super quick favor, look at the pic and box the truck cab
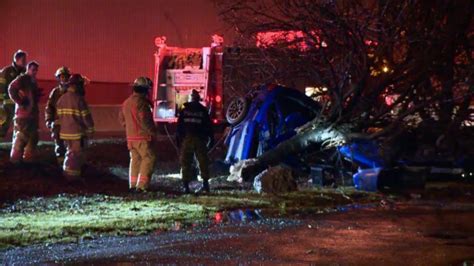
[152,35,224,124]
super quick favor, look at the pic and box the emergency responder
[119,77,156,191]
[56,74,94,181]
[45,67,71,165]
[0,50,27,138]
[8,61,41,163]
[176,89,214,194]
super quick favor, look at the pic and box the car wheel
[226,96,249,125]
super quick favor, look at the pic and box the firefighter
[176,89,214,194]
[0,50,27,138]
[119,77,156,191]
[45,66,71,165]
[56,74,94,180]
[8,61,41,163]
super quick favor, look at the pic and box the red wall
[37,80,130,105]
[0,0,231,85]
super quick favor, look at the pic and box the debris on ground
[253,165,297,194]
[228,159,258,183]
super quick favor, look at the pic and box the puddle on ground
[162,209,265,233]
[335,203,380,213]
[209,203,381,225]
[214,209,264,224]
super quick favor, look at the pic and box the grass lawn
[0,188,379,249]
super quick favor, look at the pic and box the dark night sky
[0,0,231,83]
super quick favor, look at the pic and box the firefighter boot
[195,179,210,195]
[182,180,191,194]
[136,175,150,192]
[203,179,210,192]
[129,176,138,191]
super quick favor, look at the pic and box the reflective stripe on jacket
[56,88,94,140]
[119,93,156,142]
[45,85,67,125]
[176,101,213,141]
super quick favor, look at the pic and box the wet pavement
[1,217,301,265]
[2,200,474,265]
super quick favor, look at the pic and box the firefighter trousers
[0,104,15,138]
[180,135,210,183]
[128,140,156,190]
[63,139,86,181]
[51,126,66,164]
[10,118,39,163]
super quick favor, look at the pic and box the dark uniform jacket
[119,93,156,142]
[56,88,95,140]
[176,102,213,142]
[45,85,68,127]
[0,63,24,104]
[8,74,40,120]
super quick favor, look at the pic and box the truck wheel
[226,97,249,125]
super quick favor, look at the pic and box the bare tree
[216,0,473,171]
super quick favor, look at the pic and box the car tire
[226,96,249,125]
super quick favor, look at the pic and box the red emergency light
[256,30,323,51]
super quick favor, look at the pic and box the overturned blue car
[225,85,321,163]
[223,85,380,177]
[223,85,467,191]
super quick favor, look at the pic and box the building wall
[0,0,230,83]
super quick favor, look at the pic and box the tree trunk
[236,120,351,181]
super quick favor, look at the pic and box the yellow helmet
[133,77,152,89]
[55,66,71,78]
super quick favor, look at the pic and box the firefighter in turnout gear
[8,61,41,163]
[45,66,71,165]
[177,89,214,194]
[0,50,27,138]
[119,77,156,191]
[56,74,94,180]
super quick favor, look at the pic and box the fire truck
[152,35,224,124]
